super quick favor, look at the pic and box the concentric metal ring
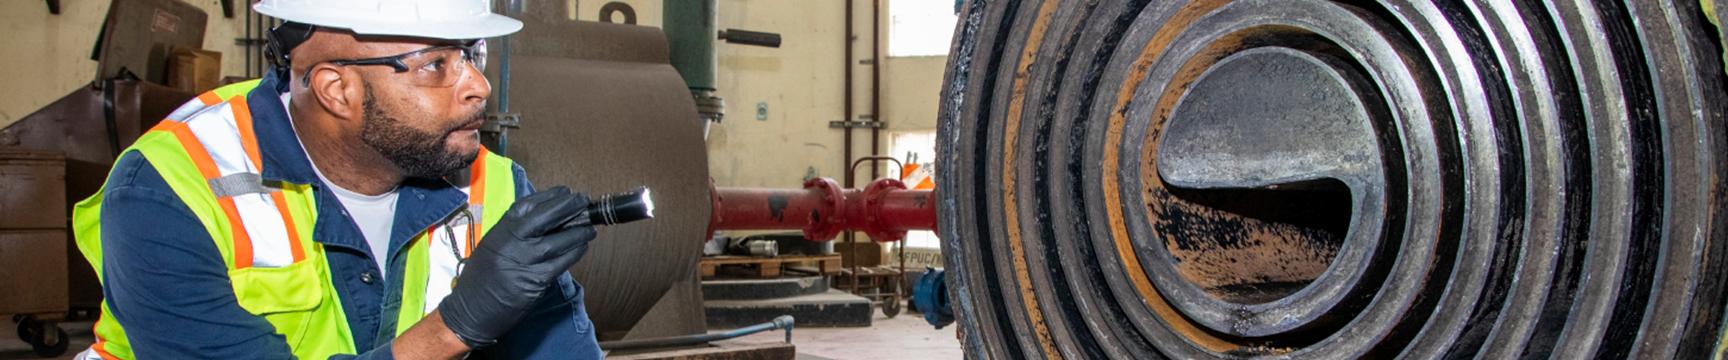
[936,0,1728,358]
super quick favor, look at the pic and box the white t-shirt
[315,168,400,278]
[284,94,400,278]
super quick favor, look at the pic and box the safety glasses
[302,41,486,88]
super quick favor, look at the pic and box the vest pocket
[230,259,327,350]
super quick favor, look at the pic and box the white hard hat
[254,0,522,40]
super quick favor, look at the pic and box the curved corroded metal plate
[937,0,1728,359]
[507,51,710,339]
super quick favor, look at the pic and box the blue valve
[913,267,954,329]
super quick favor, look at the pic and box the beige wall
[883,55,946,131]
[706,0,946,188]
[1,0,265,126]
[1,0,948,189]
[705,0,848,188]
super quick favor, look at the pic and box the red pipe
[709,177,935,242]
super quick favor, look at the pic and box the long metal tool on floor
[599,315,795,352]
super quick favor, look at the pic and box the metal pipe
[848,156,903,185]
[869,0,883,180]
[708,176,935,243]
[494,0,522,154]
[665,0,718,91]
[842,0,856,190]
[666,0,725,135]
[709,178,847,241]
[599,315,794,351]
[498,0,518,114]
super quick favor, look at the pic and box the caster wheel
[16,317,38,343]
[29,326,69,358]
[882,298,902,318]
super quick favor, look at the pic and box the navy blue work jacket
[94,71,603,359]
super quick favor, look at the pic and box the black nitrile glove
[439,186,597,349]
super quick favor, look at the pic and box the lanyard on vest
[435,146,494,289]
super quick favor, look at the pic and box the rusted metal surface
[0,148,68,317]
[1,80,195,310]
[937,0,1728,358]
[503,16,710,340]
[1152,48,1377,301]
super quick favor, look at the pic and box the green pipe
[664,0,717,91]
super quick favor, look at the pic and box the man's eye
[420,59,446,72]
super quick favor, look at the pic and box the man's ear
[309,65,365,122]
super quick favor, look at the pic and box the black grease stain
[767,194,790,222]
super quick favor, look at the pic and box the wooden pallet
[700,254,843,278]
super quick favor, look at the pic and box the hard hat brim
[256,4,523,40]
[345,14,524,40]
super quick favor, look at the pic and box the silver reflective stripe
[207,173,271,198]
[444,205,484,227]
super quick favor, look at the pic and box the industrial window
[890,130,940,249]
[887,0,961,57]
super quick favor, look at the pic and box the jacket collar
[247,71,321,185]
[246,72,470,254]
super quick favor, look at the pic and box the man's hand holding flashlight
[437,186,598,349]
[432,186,653,350]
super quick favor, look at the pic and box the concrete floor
[718,312,962,360]
[0,313,962,359]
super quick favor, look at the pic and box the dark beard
[359,85,481,179]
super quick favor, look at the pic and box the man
[69,0,602,358]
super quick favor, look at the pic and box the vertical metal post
[665,0,726,134]
[482,0,524,156]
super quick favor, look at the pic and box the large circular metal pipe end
[936,0,1728,358]
[1145,41,1391,339]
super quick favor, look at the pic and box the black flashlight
[587,187,654,226]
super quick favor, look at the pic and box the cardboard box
[833,241,883,268]
[168,47,222,94]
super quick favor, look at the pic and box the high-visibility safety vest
[71,80,518,359]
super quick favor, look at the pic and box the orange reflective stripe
[228,97,265,171]
[147,119,180,133]
[217,197,254,268]
[161,121,256,268]
[240,101,309,265]
[465,148,489,254]
[91,316,116,359]
[159,122,220,181]
[271,191,308,263]
[197,92,223,106]
[232,96,304,264]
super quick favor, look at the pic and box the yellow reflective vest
[71,80,518,359]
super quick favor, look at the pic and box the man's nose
[456,61,492,106]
